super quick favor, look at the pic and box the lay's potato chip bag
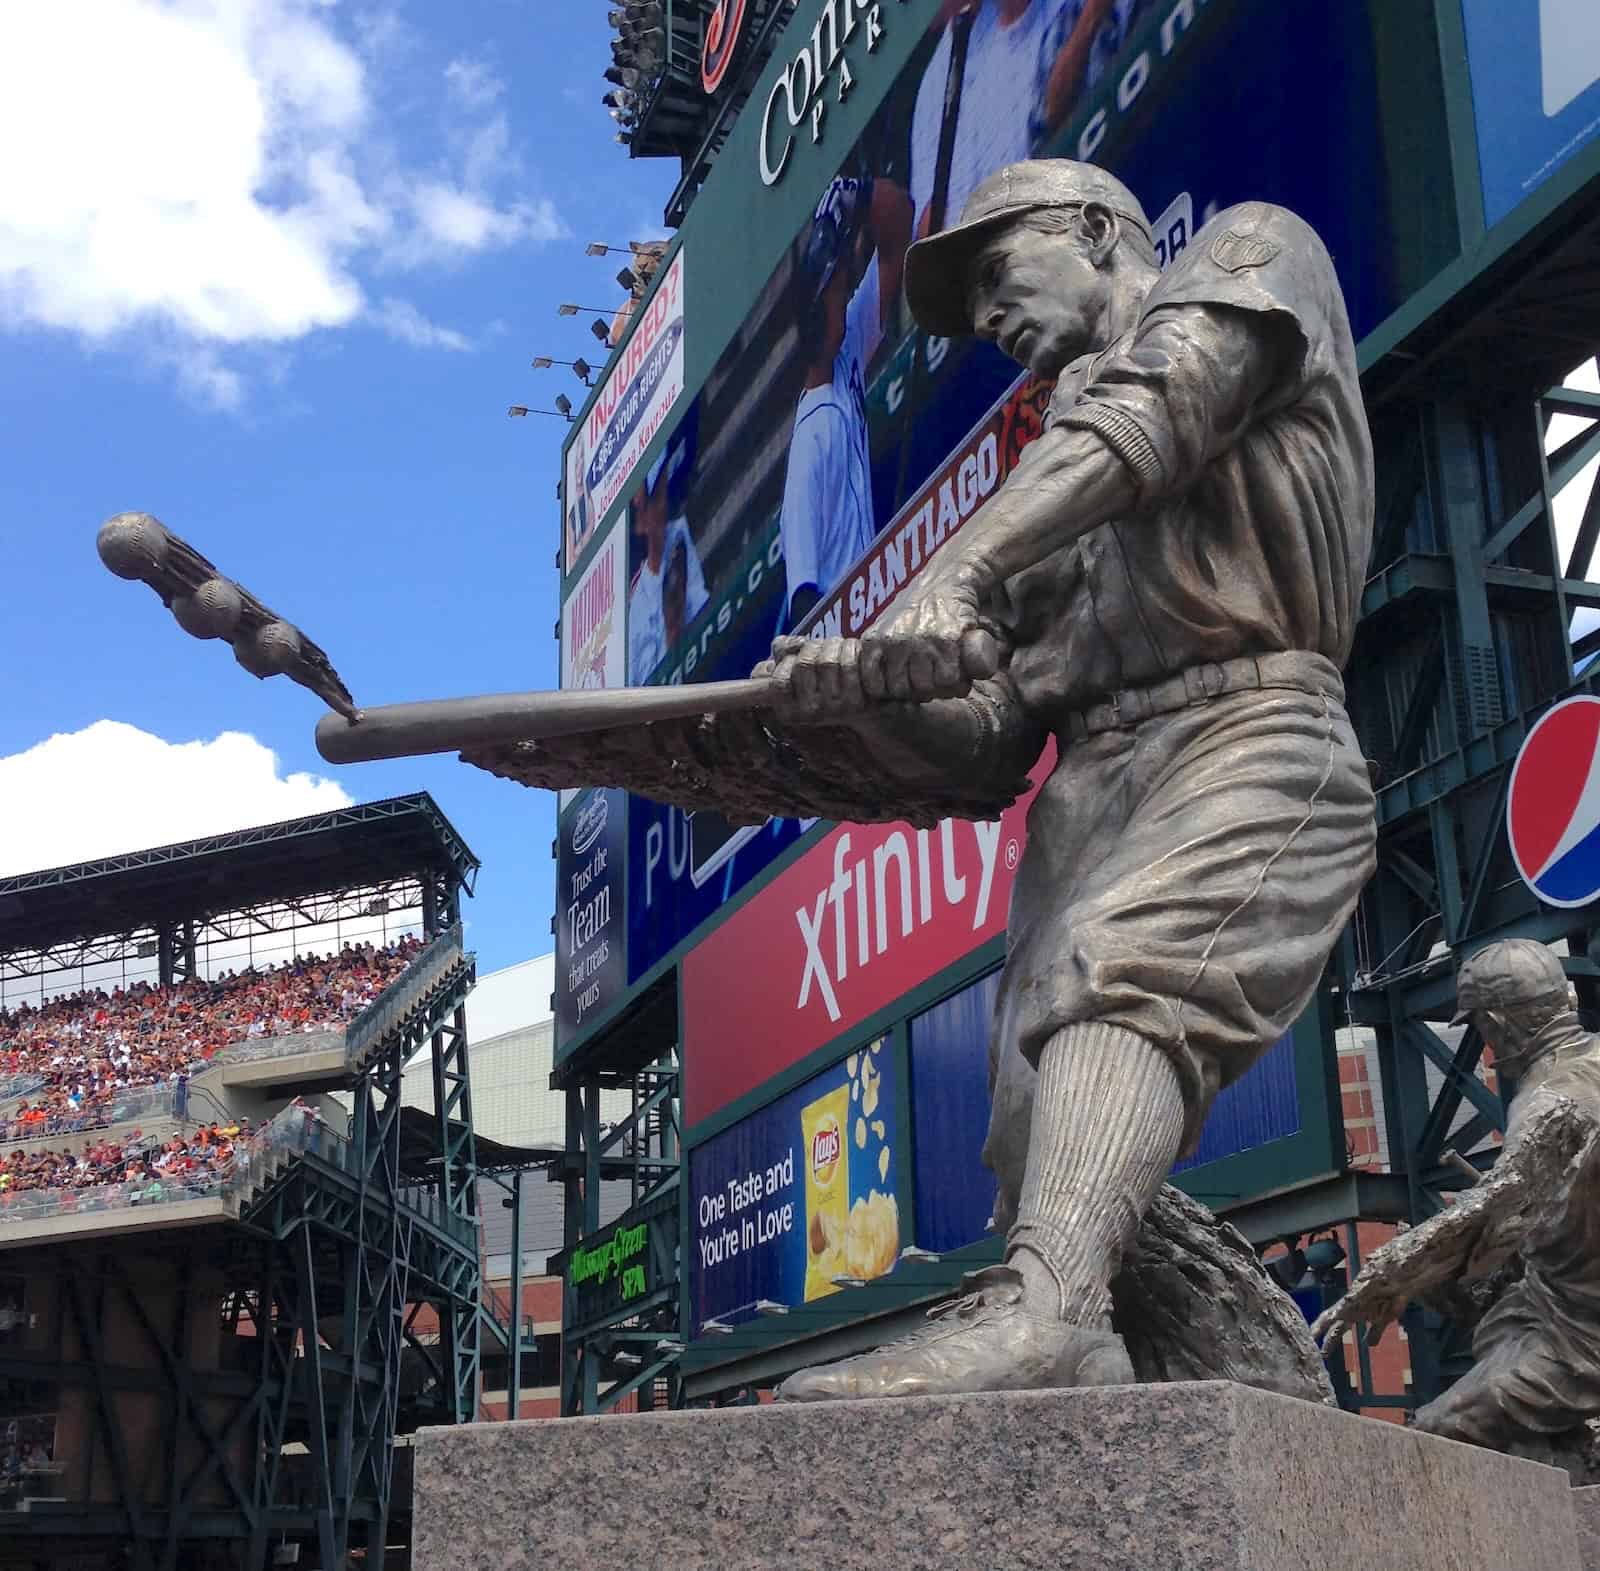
[801,1084,850,1300]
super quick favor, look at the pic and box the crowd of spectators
[0,935,423,1144]
[0,1098,332,1210]
[0,1120,251,1200]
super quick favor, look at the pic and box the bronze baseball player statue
[101,158,1378,1403]
[1315,940,1600,1465]
[756,158,1379,1399]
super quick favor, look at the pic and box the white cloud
[0,1,560,399]
[171,345,248,412]
[372,297,472,352]
[0,722,351,878]
[444,56,504,111]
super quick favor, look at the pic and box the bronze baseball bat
[313,677,779,764]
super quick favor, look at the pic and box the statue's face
[966,213,1113,378]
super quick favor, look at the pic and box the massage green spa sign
[564,1200,679,1325]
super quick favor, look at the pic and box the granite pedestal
[1575,1486,1600,1571]
[413,1381,1582,1571]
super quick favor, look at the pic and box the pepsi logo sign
[1507,695,1600,908]
[701,0,748,95]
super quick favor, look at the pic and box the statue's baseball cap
[905,159,1155,339]
[1450,939,1569,1025]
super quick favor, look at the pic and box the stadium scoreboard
[554,0,1600,1351]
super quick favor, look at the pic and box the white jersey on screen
[909,1,1056,233]
[628,515,709,683]
[779,254,883,622]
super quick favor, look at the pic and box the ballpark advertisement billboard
[1460,0,1600,229]
[690,1041,902,1328]
[906,966,1301,1257]
[566,248,687,568]
[612,0,1448,995]
[681,754,1049,1128]
[556,786,627,1043]
[560,524,626,693]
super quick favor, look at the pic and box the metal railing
[0,1095,477,1247]
[0,1102,316,1228]
[0,1071,45,1105]
[206,1027,344,1071]
[344,924,466,1062]
[0,1082,187,1148]
[0,1066,225,1153]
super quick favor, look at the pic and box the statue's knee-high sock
[1007,1022,1186,1325]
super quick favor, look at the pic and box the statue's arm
[930,304,1299,600]
[1313,1096,1599,1351]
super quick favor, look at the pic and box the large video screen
[1461,0,1600,230]
[617,0,1434,997]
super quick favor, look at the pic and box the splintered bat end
[98,512,360,720]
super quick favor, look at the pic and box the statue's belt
[1059,651,1344,741]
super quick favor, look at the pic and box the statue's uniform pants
[983,653,1376,1233]
[1417,1269,1600,1446]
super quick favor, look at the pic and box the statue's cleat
[775,1264,1134,1402]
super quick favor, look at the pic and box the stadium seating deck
[0,935,423,1153]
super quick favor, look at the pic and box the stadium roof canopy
[396,1105,559,1182]
[0,793,478,958]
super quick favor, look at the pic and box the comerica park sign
[759,0,891,186]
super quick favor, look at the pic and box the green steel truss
[1339,357,1600,1404]
[0,806,483,1567]
[558,1052,684,1415]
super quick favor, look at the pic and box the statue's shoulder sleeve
[1140,202,1346,393]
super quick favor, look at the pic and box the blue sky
[0,1,673,975]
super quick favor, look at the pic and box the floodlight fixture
[531,355,593,385]
[507,404,574,423]
[559,304,616,317]
[1304,1236,1348,1277]
[554,393,573,417]
[585,241,631,256]
[616,266,638,291]
[590,319,612,347]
